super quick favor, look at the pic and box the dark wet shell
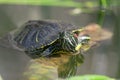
[14,20,80,50]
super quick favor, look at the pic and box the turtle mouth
[75,35,91,52]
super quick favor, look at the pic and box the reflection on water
[24,60,58,80]
[58,53,84,78]
[24,53,84,80]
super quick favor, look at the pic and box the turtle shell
[14,20,80,51]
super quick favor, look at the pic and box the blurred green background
[0,0,119,80]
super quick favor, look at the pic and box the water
[0,4,119,80]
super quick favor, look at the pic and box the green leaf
[0,0,83,7]
[67,75,115,80]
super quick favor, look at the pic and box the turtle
[13,20,91,58]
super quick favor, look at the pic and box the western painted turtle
[13,20,91,58]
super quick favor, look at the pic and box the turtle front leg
[40,48,51,57]
[40,44,60,57]
[25,45,58,58]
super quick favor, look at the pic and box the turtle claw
[41,48,51,57]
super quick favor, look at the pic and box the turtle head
[73,28,91,51]
[59,30,91,54]
[75,35,91,51]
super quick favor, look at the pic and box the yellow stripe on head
[72,28,84,33]
[75,44,82,51]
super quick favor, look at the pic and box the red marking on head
[74,34,78,38]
